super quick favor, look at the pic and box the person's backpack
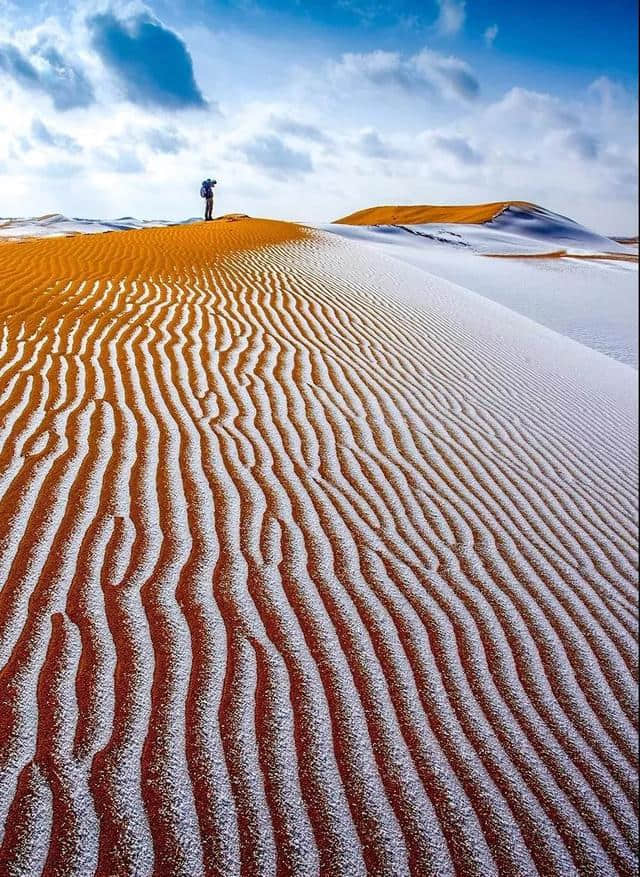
[200,182,209,198]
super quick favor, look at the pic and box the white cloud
[143,126,189,154]
[31,118,82,153]
[484,24,498,47]
[0,37,95,110]
[270,116,332,145]
[356,128,403,158]
[484,86,577,132]
[329,47,479,101]
[433,0,466,36]
[546,129,600,161]
[412,49,479,100]
[238,134,313,180]
[0,6,636,232]
[432,134,483,165]
[94,144,146,174]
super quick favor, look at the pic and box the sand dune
[333,202,535,226]
[323,205,639,367]
[0,214,253,242]
[0,218,637,876]
[0,214,201,240]
[332,203,630,254]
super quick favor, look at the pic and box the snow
[0,220,636,876]
[2,205,637,368]
[320,205,638,368]
[0,214,200,239]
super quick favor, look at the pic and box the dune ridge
[333,202,535,226]
[0,218,637,876]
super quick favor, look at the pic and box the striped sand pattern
[0,218,637,876]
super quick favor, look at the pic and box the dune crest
[0,219,637,876]
[333,201,535,225]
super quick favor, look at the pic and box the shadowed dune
[0,218,637,876]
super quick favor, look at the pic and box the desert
[0,206,636,875]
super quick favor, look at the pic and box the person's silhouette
[200,178,217,221]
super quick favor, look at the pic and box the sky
[0,0,637,231]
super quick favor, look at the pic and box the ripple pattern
[0,218,637,877]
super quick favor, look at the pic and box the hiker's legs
[205,197,213,220]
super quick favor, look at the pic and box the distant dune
[0,213,198,240]
[0,218,637,876]
[323,202,639,366]
[0,213,253,241]
[333,201,535,225]
[331,202,633,257]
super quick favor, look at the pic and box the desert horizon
[2,199,638,238]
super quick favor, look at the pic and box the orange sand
[0,218,636,876]
[333,201,534,225]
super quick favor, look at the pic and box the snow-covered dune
[0,213,201,239]
[333,201,635,256]
[0,219,637,876]
[480,203,634,254]
[333,201,532,226]
[322,204,638,368]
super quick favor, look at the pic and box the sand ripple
[0,219,637,876]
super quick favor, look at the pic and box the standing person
[200,178,217,221]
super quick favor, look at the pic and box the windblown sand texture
[333,202,534,226]
[0,217,637,876]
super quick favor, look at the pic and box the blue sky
[0,0,637,230]
[173,0,637,83]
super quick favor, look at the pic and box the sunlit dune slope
[333,201,534,225]
[0,218,637,877]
